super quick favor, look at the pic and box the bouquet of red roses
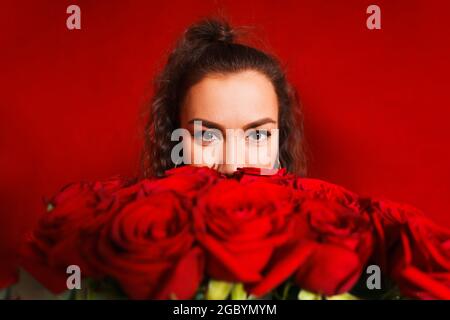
[2,166,450,300]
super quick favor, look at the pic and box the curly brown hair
[139,18,308,178]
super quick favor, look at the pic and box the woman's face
[180,70,279,175]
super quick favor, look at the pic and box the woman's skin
[180,70,280,175]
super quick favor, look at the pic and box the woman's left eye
[246,129,271,142]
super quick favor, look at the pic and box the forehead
[181,70,278,128]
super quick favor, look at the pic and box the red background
[1,0,450,284]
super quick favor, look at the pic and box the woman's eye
[193,129,221,145]
[247,129,271,143]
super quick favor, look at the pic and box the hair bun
[184,19,235,45]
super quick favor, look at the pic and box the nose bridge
[218,129,245,174]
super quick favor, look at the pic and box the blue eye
[193,129,222,145]
[247,129,271,143]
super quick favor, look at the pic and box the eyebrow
[187,117,276,131]
[242,118,277,130]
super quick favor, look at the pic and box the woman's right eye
[193,129,221,145]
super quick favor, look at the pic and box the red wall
[1,0,450,283]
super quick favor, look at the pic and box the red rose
[141,165,221,198]
[372,199,424,226]
[250,198,374,297]
[193,179,295,283]
[20,177,130,293]
[294,199,374,295]
[291,178,360,211]
[233,167,296,186]
[80,191,204,300]
[369,200,424,271]
[373,200,450,299]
